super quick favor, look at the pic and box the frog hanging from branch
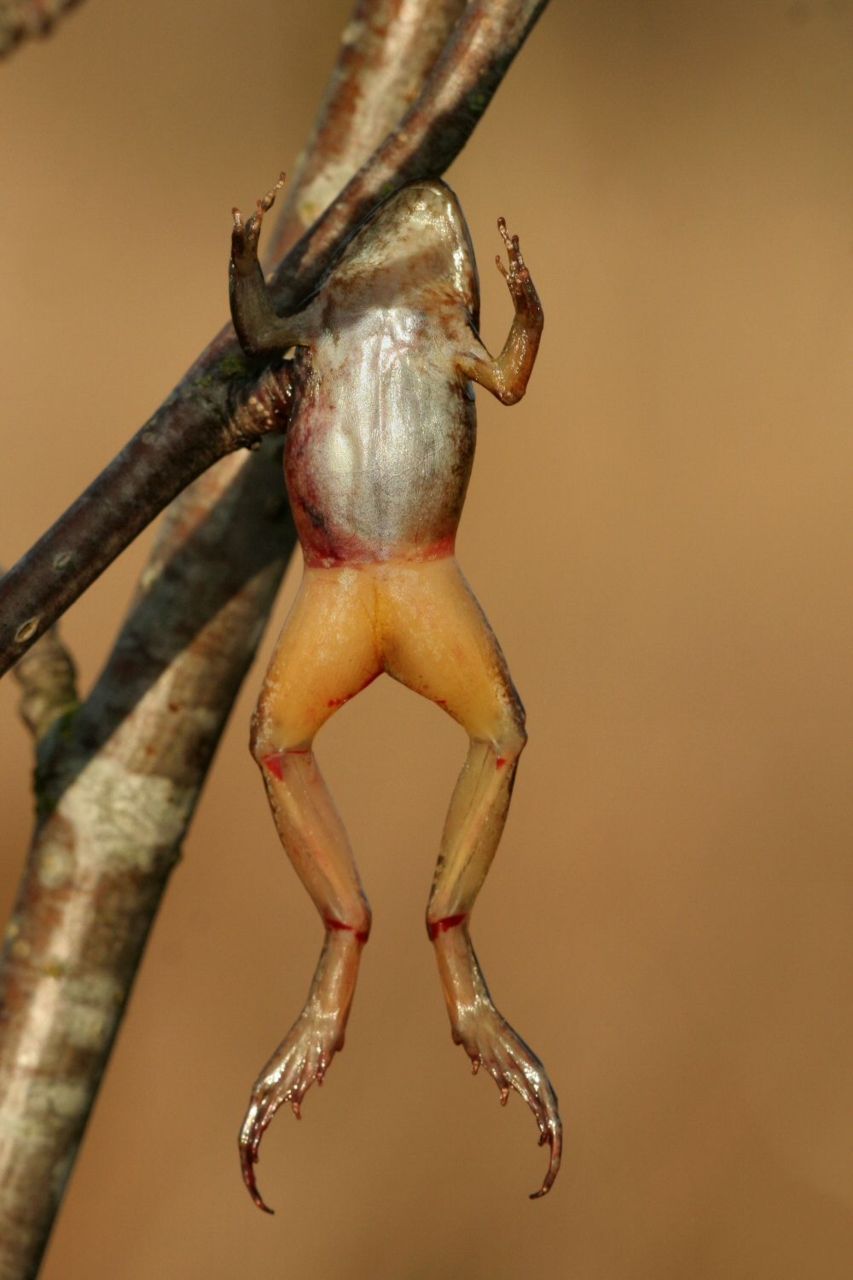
[229,174,560,1212]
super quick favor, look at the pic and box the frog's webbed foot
[231,171,285,277]
[239,1005,344,1214]
[453,1000,562,1198]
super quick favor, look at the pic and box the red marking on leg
[261,748,310,777]
[327,672,380,710]
[426,912,468,941]
[261,752,285,780]
[436,698,448,708]
[495,756,507,769]
[324,916,370,944]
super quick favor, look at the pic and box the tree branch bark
[0,0,549,679]
[0,0,81,61]
[12,627,78,746]
[0,1,550,1275]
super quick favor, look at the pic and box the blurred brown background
[1,1,852,1276]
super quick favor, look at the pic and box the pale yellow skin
[230,177,559,1210]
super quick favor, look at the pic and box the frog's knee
[250,698,309,776]
[491,707,527,768]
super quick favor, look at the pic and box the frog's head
[326,180,480,326]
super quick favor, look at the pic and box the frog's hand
[231,172,286,277]
[457,218,543,405]
[229,173,321,357]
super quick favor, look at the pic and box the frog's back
[285,182,480,568]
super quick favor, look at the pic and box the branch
[0,0,557,1272]
[0,446,293,1279]
[0,0,549,678]
[0,0,81,60]
[12,627,78,744]
[266,0,470,260]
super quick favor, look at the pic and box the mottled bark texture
[0,0,549,677]
[0,448,292,1280]
[0,0,81,60]
[0,2,550,1275]
[12,627,78,746]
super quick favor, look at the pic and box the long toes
[529,1121,562,1200]
[254,1093,281,1148]
[239,1112,275,1215]
[241,1149,275,1214]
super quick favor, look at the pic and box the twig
[12,626,78,746]
[266,0,469,260]
[0,0,82,60]
[0,0,549,678]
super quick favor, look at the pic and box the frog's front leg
[240,569,380,1213]
[459,218,544,404]
[230,173,320,357]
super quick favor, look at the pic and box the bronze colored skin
[230,175,559,1211]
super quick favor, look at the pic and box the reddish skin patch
[327,671,379,710]
[495,756,507,769]
[300,530,457,570]
[426,912,468,941]
[261,752,285,780]
[324,916,370,944]
[261,748,310,779]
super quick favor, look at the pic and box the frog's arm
[230,175,321,357]
[458,218,543,405]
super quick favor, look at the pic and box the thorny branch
[0,1,551,1276]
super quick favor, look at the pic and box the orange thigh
[376,557,525,746]
[251,565,380,755]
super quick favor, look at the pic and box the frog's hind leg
[381,557,562,1199]
[241,566,380,1213]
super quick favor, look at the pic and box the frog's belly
[285,338,475,567]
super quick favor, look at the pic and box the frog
[229,174,560,1212]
